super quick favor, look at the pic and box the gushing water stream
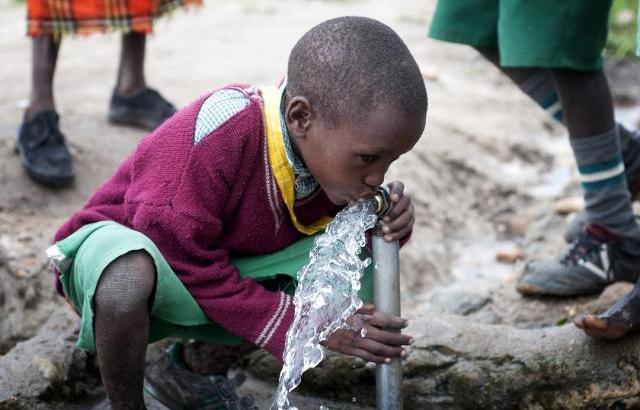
[272,200,378,410]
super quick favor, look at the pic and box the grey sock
[570,125,640,243]
[519,69,564,123]
[619,125,640,196]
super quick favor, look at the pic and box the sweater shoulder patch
[194,89,250,144]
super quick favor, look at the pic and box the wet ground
[2,0,640,408]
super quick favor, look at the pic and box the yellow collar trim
[261,86,333,235]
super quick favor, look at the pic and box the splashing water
[272,200,378,410]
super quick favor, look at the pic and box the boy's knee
[94,250,156,316]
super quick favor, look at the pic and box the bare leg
[475,47,540,85]
[116,32,147,96]
[551,68,614,139]
[94,250,156,410]
[26,35,60,118]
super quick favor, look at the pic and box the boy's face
[285,98,425,206]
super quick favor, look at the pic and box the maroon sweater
[55,85,338,360]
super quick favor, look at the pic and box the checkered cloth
[27,0,201,37]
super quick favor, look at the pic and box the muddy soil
[2,0,640,408]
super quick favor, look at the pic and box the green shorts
[53,221,373,351]
[428,0,612,70]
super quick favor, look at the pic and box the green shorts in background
[53,221,373,351]
[428,0,613,70]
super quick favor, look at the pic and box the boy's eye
[359,155,377,163]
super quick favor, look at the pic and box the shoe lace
[559,233,602,267]
[27,112,66,149]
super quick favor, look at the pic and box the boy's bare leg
[27,35,59,118]
[116,32,147,96]
[94,250,156,410]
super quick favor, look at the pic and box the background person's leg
[108,31,176,130]
[27,35,59,117]
[518,69,640,296]
[552,68,639,241]
[476,47,563,122]
[17,35,74,187]
[116,32,147,97]
[94,250,156,410]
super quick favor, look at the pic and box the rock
[246,314,640,409]
[420,287,491,316]
[505,214,530,236]
[495,246,524,264]
[552,197,584,215]
[0,305,100,406]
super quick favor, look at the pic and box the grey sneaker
[144,342,257,410]
[518,224,640,296]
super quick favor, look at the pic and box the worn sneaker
[144,342,257,410]
[108,87,176,130]
[564,125,640,243]
[16,110,74,187]
[517,224,640,296]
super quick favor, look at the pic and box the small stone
[495,246,524,264]
[507,215,530,236]
[553,196,584,215]
[17,257,38,267]
[33,357,62,382]
[420,66,439,81]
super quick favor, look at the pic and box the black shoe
[144,342,257,410]
[17,110,74,187]
[108,87,176,130]
[518,224,640,296]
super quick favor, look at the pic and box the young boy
[47,16,427,409]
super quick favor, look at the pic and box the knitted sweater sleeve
[125,102,294,361]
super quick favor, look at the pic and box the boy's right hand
[320,303,412,363]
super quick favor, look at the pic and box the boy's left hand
[380,181,414,241]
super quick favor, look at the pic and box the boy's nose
[363,172,384,189]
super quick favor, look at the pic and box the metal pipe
[372,187,402,410]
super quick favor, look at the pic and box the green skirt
[428,0,612,70]
[52,221,373,351]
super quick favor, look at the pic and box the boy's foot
[517,224,640,296]
[574,281,640,339]
[144,342,257,410]
[108,87,176,130]
[16,110,74,187]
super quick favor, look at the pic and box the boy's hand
[381,181,414,241]
[321,303,412,363]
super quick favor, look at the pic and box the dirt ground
[2,0,640,408]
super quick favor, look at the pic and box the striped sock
[519,69,564,123]
[571,126,640,245]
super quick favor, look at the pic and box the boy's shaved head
[287,16,427,126]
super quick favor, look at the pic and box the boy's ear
[285,96,313,138]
